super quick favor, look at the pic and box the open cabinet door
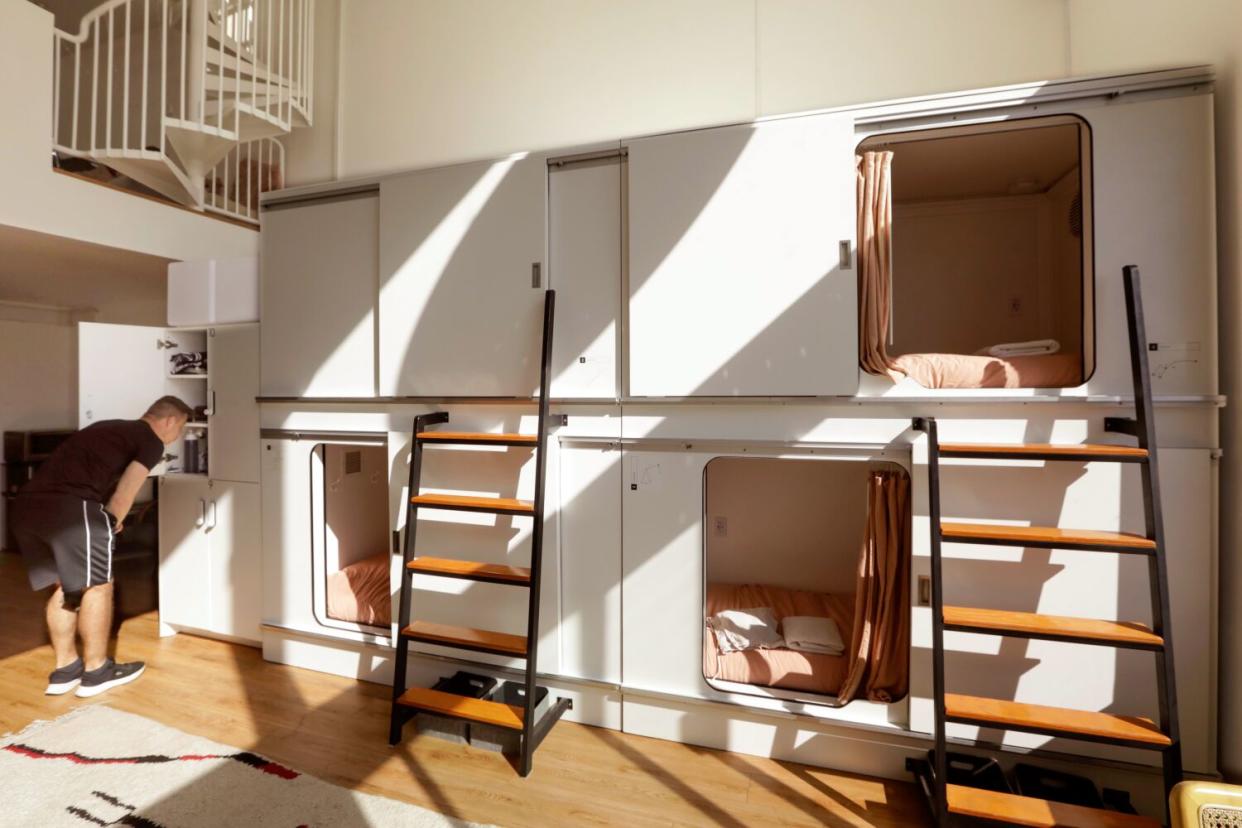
[78,322,205,475]
[79,323,169,428]
[626,113,859,397]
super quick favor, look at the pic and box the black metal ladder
[910,266,1181,827]
[387,289,571,777]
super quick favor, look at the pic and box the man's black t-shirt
[22,420,164,502]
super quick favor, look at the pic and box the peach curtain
[838,467,911,704]
[856,151,899,377]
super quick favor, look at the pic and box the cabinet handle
[195,499,206,528]
[208,500,218,531]
[205,389,216,416]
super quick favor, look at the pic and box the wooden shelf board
[947,784,1160,827]
[408,556,531,585]
[941,522,1156,552]
[396,686,525,731]
[402,620,528,657]
[943,606,1162,649]
[945,693,1170,748]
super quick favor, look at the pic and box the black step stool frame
[911,265,1182,825]
[388,289,571,777]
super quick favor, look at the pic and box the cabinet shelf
[167,373,209,379]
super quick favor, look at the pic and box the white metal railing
[204,136,284,222]
[51,0,311,223]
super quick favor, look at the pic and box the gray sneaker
[46,659,84,695]
[75,659,146,698]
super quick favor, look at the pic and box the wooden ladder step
[945,693,1171,749]
[402,620,529,658]
[943,606,1162,650]
[408,556,531,586]
[417,431,538,447]
[939,443,1148,463]
[396,686,525,731]
[411,493,535,516]
[941,522,1156,553]
[948,784,1160,828]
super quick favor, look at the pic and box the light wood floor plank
[0,553,928,827]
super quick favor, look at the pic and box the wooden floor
[0,553,929,827]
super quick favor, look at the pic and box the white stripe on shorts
[82,500,92,588]
[100,504,113,582]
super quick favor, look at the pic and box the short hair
[145,396,194,420]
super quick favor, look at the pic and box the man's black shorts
[11,493,115,598]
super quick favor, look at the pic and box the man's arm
[106,461,151,531]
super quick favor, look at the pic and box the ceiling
[0,224,170,324]
[863,122,1082,203]
[28,0,104,32]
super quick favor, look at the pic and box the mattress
[703,583,854,696]
[893,351,1082,389]
[326,552,391,626]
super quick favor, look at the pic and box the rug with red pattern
[2,705,484,827]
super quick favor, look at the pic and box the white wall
[0,320,75,550]
[705,457,870,596]
[1065,0,1242,780]
[331,0,1071,178]
[323,444,388,570]
[1,1,258,262]
[283,0,340,186]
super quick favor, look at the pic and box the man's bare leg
[78,582,114,672]
[46,586,80,669]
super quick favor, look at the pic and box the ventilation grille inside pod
[1069,192,1083,237]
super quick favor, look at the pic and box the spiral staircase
[51,0,313,223]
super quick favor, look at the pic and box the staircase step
[945,693,1171,749]
[418,431,538,447]
[943,606,1162,650]
[411,493,534,516]
[408,557,531,586]
[402,621,528,657]
[396,686,525,730]
[947,784,1160,828]
[940,522,1156,553]
[939,442,1148,463]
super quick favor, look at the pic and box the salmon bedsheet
[704,583,854,696]
[893,351,1082,389]
[326,552,391,626]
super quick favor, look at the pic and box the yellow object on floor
[1171,781,1242,827]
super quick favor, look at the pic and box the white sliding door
[548,149,622,399]
[626,114,858,397]
[260,191,379,398]
[378,155,547,397]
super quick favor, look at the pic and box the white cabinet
[157,478,212,633]
[207,325,260,483]
[626,114,859,396]
[158,478,261,644]
[548,151,622,399]
[168,258,259,327]
[378,155,547,396]
[260,191,379,397]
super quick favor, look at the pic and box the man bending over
[12,396,190,697]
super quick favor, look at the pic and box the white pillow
[782,615,845,655]
[708,607,785,654]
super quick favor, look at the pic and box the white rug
[1,705,488,828]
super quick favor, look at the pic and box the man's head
[142,396,193,444]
